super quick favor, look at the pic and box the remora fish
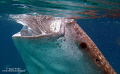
[12,14,116,74]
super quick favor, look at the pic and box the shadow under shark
[11,14,116,74]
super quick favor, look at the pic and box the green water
[0,0,120,18]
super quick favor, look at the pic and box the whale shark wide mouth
[11,14,69,37]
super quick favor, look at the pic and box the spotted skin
[72,23,117,74]
[12,15,117,74]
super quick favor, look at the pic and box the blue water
[0,0,120,74]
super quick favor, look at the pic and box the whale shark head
[12,14,116,74]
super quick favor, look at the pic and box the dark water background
[0,0,120,74]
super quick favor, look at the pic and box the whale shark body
[12,14,116,74]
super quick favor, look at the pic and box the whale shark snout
[12,15,72,37]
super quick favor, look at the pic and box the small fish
[12,14,116,74]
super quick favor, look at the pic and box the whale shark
[11,14,116,74]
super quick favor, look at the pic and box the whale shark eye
[79,42,87,49]
[94,58,101,67]
[95,58,100,63]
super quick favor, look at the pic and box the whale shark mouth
[11,14,70,37]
